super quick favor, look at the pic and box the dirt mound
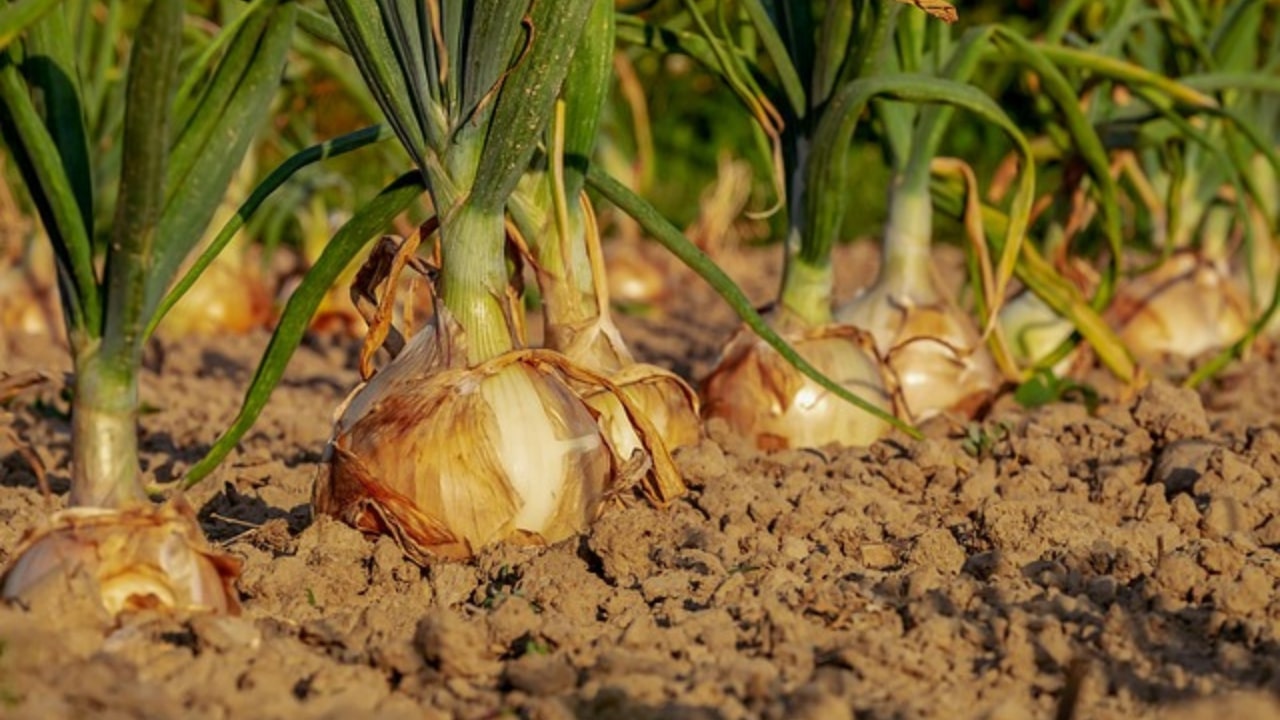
[2,247,1279,718]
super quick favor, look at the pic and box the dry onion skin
[838,285,999,423]
[315,314,684,564]
[604,240,669,308]
[1,501,241,617]
[702,313,893,451]
[159,255,273,338]
[1109,252,1250,361]
[537,195,703,457]
[552,310,703,457]
[579,363,702,460]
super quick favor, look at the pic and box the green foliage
[1014,369,1100,413]
[960,420,1009,460]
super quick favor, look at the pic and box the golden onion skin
[1110,252,1250,361]
[1,502,241,616]
[582,363,702,459]
[159,258,273,338]
[318,349,616,564]
[604,241,668,308]
[702,322,892,451]
[550,312,702,460]
[838,289,999,423]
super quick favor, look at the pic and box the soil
[3,242,1280,719]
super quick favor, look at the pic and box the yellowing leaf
[894,0,958,23]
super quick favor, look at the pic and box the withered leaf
[894,0,958,24]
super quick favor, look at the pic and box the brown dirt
[3,243,1280,719]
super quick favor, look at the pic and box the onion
[1109,252,1250,360]
[159,254,272,337]
[315,312,683,564]
[604,241,668,308]
[540,194,702,457]
[1,501,241,616]
[998,289,1078,373]
[838,281,999,423]
[579,363,702,460]
[702,310,892,450]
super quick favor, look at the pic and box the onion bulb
[837,281,999,423]
[997,289,1078,373]
[553,312,701,458]
[1,501,241,616]
[604,241,668,308]
[542,195,702,458]
[578,362,702,460]
[702,310,893,450]
[160,253,273,337]
[1109,252,1250,360]
[315,312,684,564]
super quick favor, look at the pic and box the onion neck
[70,342,147,508]
[438,203,516,364]
[538,203,597,332]
[876,174,936,300]
[778,135,835,328]
[779,247,834,328]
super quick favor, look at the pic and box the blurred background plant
[1,0,1278,466]
[0,0,299,615]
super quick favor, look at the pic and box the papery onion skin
[317,342,616,564]
[1,502,241,617]
[883,305,1000,422]
[838,289,999,423]
[604,242,668,307]
[582,363,702,460]
[1110,253,1250,361]
[159,259,273,338]
[702,323,892,451]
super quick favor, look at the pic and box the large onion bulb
[315,315,683,564]
[1109,252,1250,361]
[1,501,241,616]
[837,283,999,422]
[702,312,892,450]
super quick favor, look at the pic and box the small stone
[504,652,577,696]
[414,609,500,679]
[1132,382,1210,442]
[1202,497,1245,539]
[1153,440,1217,494]
[1198,541,1242,577]
[189,614,261,653]
[1222,565,1273,616]
[907,528,966,575]
[781,536,809,561]
[859,543,897,570]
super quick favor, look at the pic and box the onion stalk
[0,0,297,615]
[835,17,1039,421]
[651,1,1035,442]
[995,5,1278,374]
[508,4,701,457]
[671,0,905,448]
[313,0,688,562]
